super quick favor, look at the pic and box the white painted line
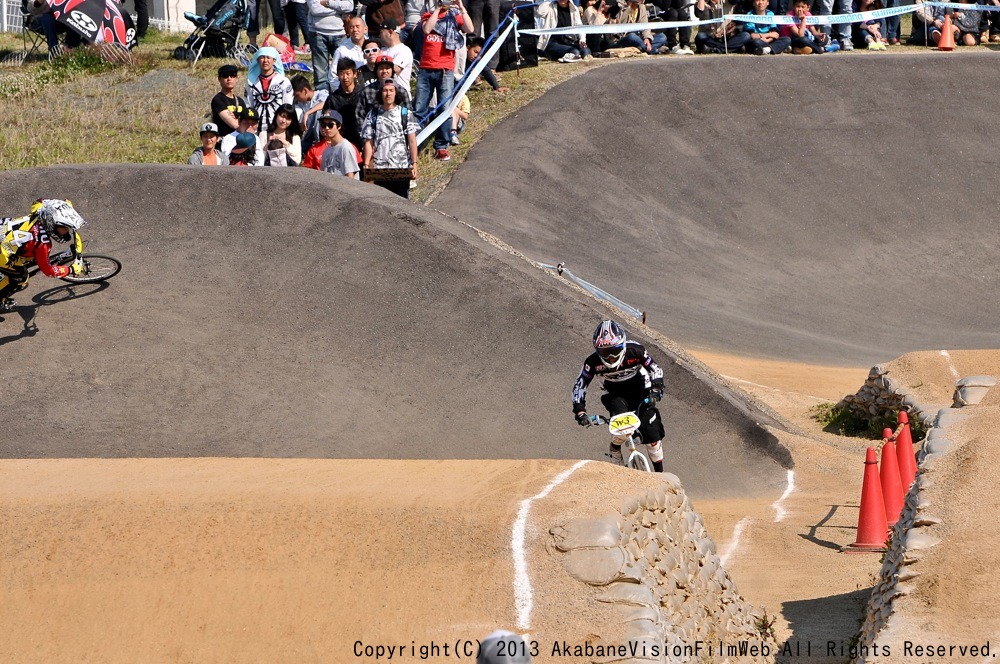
[513,460,590,631]
[719,516,751,566]
[940,350,961,381]
[719,375,826,402]
[772,470,795,523]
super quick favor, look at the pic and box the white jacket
[535,1,585,52]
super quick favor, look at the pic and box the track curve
[434,52,1000,366]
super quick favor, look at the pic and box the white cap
[200,122,220,135]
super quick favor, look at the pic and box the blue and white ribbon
[520,18,723,35]
[924,1,1000,10]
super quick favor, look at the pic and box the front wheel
[626,448,652,473]
[59,255,122,284]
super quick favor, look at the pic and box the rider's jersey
[572,340,665,414]
[0,216,74,278]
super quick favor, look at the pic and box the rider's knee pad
[646,440,663,462]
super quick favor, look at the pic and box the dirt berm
[0,164,787,498]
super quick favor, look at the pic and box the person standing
[324,59,366,149]
[211,64,246,136]
[245,47,295,143]
[416,0,474,161]
[379,18,414,89]
[307,0,355,91]
[362,79,419,198]
[331,16,369,89]
[318,111,362,177]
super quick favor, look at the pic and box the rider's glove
[70,260,86,276]
[648,388,663,405]
[575,411,590,427]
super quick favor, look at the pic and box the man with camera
[416,0,475,161]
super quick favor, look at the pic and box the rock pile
[550,473,774,663]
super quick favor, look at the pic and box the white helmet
[593,319,627,369]
[477,631,532,664]
[31,199,87,243]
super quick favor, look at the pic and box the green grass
[810,402,927,440]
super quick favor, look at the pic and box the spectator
[466,0,501,47]
[292,74,329,150]
[229,132,259,166]
[248,0,286,48]
[907,1,936,44]
[356,54,412,133]
[985,0,1000,43]
[359,0,405,41]
[380,18,415,89]
[613,0,667,54]
[264,103,304,165]
[416,0,474,161]
[332,15,368,89]
[781,0,830,53]
[220,108,266,165]
[284,0,312,54]
[24,0,82,53]
[927,3,961,45]
[317,110,362,177]
[952,0,986,45]
[307,0,355,91]
[245,47,295,137]
[815,0,853,49]
[124,0,149,41]
[403,0,435,58]
[362,79,420,198]
[536,0,591,62]
[324,58,366,149]
[650,0,695,54]
[693,0,722,52]
[450,93,469,145]
[467,38,509,93]
[882,0,900,45]
[699,17,750,52]
[188,123,229,166]
[743,0,791,53]
[211,64,246,137]
[582,0,612,54]
[358,38,383,87]
[303,110,337,169]
[852,0,888,49]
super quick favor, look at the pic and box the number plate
[608,412,640,437]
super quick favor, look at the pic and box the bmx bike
[587,397,655,473]
[28,250,122,284]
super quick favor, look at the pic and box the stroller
[174,0,251,64]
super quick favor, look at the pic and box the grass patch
[810,402,927,440]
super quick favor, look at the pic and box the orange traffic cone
[845,447,889,552]
[880,428,905,526]
[938,13,956,50]
[896,411,917,490]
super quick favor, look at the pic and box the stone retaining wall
[550,473,774,664]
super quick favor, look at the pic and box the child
[466,38,510,94]
[743,0,792,54]
[450,93,469,145]
[188,123,228,166]
[853,0,888,49]
[780,0,830,53]
[291,74,329,151]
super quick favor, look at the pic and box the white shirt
[384,42,414,90]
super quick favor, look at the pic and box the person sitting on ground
[264,103,304,166]
[220,108,266,165]
[536,0,591,62]
[582,0,612,54]
[952,0,986,45]
[189,123,229,166]
[743,0,791,53]
[355,54,412,137]
[612,0,667,54]
[228,132,259,166]
[852,0,888,49]
[24,0,82,55]
[317,110,362,178]
[780,0,829,53]
[324,59,366,150]
[357,38,383,87]
[698,14,750,52]
[906,1,936,44]
[649,0,695,54]
[466,38,510,93]
[331,16,369,88]
[693,0,722,52]
[449,93,469,145]
[0,199,86,312]
[379,19,414,90]
[292,74,329,152]
[926,3,961,46]
[245,47,295,135]
[362,78,419,199]
[572,320,668,473]
[211,64,246,136]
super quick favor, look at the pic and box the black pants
[375,179,411,199]
[128,0,149,37]
[652,0,692,47]
[249,0,286,37]
[0,264,29,302]
[601,391,665,444]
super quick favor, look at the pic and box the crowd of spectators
[189,0,1000,194]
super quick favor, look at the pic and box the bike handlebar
[584,397,654,427]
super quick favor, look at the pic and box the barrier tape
[538,262,645,321]
[924,1,1000,9]
[521,18,723,35]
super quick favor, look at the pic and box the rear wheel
[58,255,122,284]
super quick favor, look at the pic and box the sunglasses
[319,121,339,128]
[363,47,380,54]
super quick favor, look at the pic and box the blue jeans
[415,68,455,151]
[882,0,900,41]
[819,0,852,43]
[310,32,343,91]
[613,31,667,53]
[542,41,592,60]
[284,1,310,47]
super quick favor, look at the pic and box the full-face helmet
[30,199,86,243]
[593,319,627,369]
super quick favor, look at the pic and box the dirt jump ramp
[0,165,786,498]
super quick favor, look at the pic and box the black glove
[575,411,590,427]
[648,388,663,405]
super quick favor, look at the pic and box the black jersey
[572,341,664,414]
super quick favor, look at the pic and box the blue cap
[234,132,256,150]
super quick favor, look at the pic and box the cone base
[842,542,888,553]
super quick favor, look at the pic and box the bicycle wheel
[627,448,652,473]
[59,255,122,284]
